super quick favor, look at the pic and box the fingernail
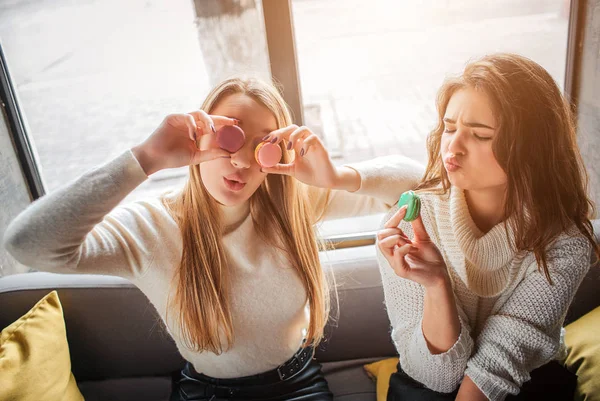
[300,148,305,157]
[211,124,216,134]
[287,141,293,150]
[263,135,270,141]
[270,137,278,144]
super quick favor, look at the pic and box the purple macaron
[216,125,245,153]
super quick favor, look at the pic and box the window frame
[0,41,45,200]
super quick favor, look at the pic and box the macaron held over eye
[216,125,246,153]
[215,125,282,168]
[254,142,282,168]
[397,190,421,222]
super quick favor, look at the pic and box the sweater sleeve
[376,205,474,393]
[464,235,592,401]
[309,155,425,221]
[2,150,172,280]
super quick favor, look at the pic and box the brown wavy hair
[417,53,599,282]
[162,77,331,354]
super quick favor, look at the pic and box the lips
[444,157,461,172]
[223,174,247,191]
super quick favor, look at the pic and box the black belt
[177,346,315,400]
[276,344,314,381]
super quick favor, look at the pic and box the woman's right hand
[377,206,450,289]
[131,111,238,175]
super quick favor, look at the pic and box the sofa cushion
[77,376,172,401]
[316,246,396,362]
[0,290,84,401]
[0,273,186,381]
[565,219,600,324]
[322,358,378,401]
[364,357,399,401]
[563,305,600,401]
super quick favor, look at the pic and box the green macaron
[397,190,421,222]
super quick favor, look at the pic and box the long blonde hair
[417,53,599,282]
[163,77,330,354]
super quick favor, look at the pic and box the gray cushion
[77,376,172,401]
[316,246,396,362]
[0,273,185,380]
[322,358,378,401]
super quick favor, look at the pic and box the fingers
[182,114,199,142]
[299,134,323,157]
[263,125,313,152]
[384,206,408,229]
[287,126,311,151]
[410,215,431,242]
[209,115,239,127]
[377,227,407,242]
[378,234,410,250]
[191,148,231,165]
[187,111,239,136]
[186,110,214,135]
[260,162,295,177]
[263,125,299,145]
[391,244,414,278]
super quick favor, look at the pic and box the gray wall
[576,0,600,208]
[0,112,32,277]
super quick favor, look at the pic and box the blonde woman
[4,77,423,400]
[377,53,600,401]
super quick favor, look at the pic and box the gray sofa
[1,220,599,401]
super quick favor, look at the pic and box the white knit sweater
[377,187,591,400]
[3,150,423,378]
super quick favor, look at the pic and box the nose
[447,127,467,156]
[229,143,253,169]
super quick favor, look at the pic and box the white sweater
[3,150,423,379]
[377,187,591,400]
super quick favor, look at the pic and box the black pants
[170,348,333,401]
[387,361,576,401]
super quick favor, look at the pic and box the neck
[220,201,251,233]
[463,186,506,234]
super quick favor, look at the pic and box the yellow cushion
[0,290,84,401]
[364,357,399,401]
[564,305,600,401]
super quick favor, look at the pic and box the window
[0,0,271,203]
[1,0,572,248]
[292,0,571,237]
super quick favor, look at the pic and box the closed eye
[474,133,492,141]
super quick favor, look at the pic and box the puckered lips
[444,156,461,172]
[223,173,247,191]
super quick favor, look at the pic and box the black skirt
[387,361,577,401]
[170,346,333,401]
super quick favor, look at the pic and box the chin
[447,173,470,191]
[214,191,250,207]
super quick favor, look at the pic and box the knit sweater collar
[447,187,517,296]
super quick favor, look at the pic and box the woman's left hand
[260,125,354,190]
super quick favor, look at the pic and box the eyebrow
[443,118,495,130]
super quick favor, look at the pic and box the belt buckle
[277,346,311,381]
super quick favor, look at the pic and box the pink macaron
[255,142,282,168]
[216,125,245,153]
